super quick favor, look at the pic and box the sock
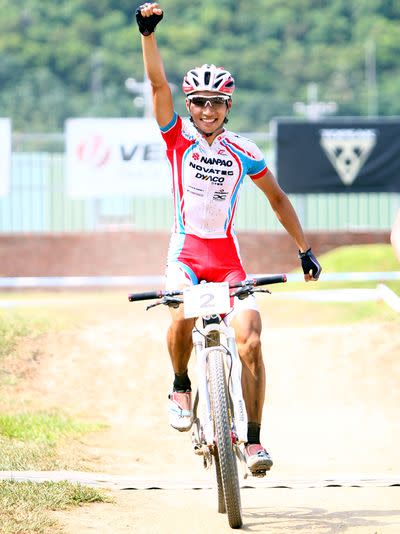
[173,371,191,392]
[247,422,261,444]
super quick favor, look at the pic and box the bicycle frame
[192,316,247,448]
[128,274,287,528]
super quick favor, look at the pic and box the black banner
[275,118,400,193]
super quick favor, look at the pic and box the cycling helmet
[182,64,235,96]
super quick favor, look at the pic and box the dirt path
[7,298,400,532]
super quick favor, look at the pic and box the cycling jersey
[160,112,269,239]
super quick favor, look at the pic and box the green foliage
[0,0,399,130]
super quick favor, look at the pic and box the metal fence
[0,134,398,233]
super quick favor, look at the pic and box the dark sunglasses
[187,95,230,107]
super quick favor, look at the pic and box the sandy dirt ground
[5,295,400,533]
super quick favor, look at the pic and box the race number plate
[183,282,231,319]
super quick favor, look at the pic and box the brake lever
[231,287,254,300]
[146,296,183,310]
[231,287,272,300]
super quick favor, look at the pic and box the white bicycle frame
[192,319,248,446]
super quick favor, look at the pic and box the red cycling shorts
[165,233,258,316]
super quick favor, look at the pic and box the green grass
[259,243,400,325]
[0,291,124,360]
[273,243,400,293]
[316,243,398,272]
[0,309,69,359]
[0,480,111,534]
[0,412,102,444]
[0,314,32,358]
[0,437,59,471]
[0,411,105,470]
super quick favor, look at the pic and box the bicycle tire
[209,349,243,529]
[214,447,226,514]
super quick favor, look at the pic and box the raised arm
[136,3,174,127]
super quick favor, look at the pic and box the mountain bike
[128,274,286,529]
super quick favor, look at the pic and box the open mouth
[200,118,218,124]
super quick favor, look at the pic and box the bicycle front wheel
[209,349,243,529]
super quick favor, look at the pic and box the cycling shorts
[165,233,259,318]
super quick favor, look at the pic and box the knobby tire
[209,349,243,529]
[214,448,226,514]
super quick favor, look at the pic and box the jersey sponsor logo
[187,184,205,197]
[320,129,377,185]
[193,152,200,160]
[195,172,226,184]
[199,156,233,167]
[213,188,229,201]
[189,161,234,177]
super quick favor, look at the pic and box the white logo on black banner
[320,129,377,185]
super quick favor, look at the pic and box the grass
[315,243,399,272]
[0,314,32,358]
[260,295,400,327]
[0,480,111,534]
[272,243,400,293]
[0,290,127,360]
[0,412,102,444]
[0,301,112,532]
[0,411,105,471]
[0,308,73,360]
[0,247,397,530]
[259,243,400,326]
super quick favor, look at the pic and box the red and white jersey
[160,112,268,238]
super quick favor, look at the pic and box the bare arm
[254,170,321,281]
[138,3,174,127]
[254,170,309,250]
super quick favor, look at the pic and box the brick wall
[0,231,391,277]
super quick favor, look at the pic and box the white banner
[66,118,170,197]
[0,119,11,196]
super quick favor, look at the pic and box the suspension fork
[192,317,248,445]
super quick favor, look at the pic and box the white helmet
[182,64,235,96]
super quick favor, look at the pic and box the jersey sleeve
[159,112,182,149]
[247,143,269,180]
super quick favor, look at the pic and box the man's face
[186,90,232,135]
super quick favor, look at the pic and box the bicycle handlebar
[128,274,287,302]
[230,274,287,288]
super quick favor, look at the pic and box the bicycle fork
[191,323,248,452]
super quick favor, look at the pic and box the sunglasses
[187,95,231,107]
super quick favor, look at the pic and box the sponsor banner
[66,118,169,197]
[275,118,400,193]
[0,119,11,196]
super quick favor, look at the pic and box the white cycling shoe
[168,391,193,432]
[244,443,273,476]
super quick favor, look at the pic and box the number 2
[200,293,214,308]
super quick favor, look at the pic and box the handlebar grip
[128,290,164,302]
[253,274,287,286]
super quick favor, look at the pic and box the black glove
[135,5,163,36]
[298,248,322,280]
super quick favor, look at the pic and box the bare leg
[167,305,195,375]
[231,310,265,424]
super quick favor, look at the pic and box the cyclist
[135,2,322,476]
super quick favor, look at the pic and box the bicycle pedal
[251,469,269,478]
